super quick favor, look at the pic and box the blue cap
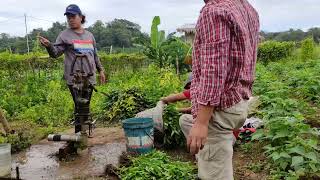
[64,4,82,16]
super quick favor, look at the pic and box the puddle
[10,127,127,180]
[11,143,126,179]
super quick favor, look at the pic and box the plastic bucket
[122,118,154,154]
[0,144,11,177]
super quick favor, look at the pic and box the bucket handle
[144,129,154,142]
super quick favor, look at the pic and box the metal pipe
[47,134,82,142]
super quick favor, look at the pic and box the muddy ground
[11,127,126,180]
[9,126,268,180]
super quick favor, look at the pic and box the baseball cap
[64,4,82,16]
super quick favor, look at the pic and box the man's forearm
[195,104,214,126]
[177,107,192,114]
[95,58,104,73]
[162,93,186,104]
[46,43,62,58]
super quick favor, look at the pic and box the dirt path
[11,127,126,180]
[164,143,269,180]
[233,143,269,180]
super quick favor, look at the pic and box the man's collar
[201,0,219,13]
[206,0,220,5]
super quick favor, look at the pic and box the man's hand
[187,104,214,155]
[38,36,50,47]
[99,71,106,84]
[160,97,168,104]
[187,121,208,155]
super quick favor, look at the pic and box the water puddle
[10,127,127,179]
[11,142,126,179]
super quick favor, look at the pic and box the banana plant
[151,16,166,50]
[143,16,169,68]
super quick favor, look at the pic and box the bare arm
[161,92,188,104]
[177,107,192,114]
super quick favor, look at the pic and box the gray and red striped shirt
[191,0,260,118]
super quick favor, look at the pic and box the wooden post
[109,45,113,54]
[176,56,180,78]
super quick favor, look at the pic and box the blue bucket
[122,118,154,154]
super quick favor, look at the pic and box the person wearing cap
[161,74,193,139]
[38,4,106,110]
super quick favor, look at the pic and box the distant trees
[261,28,320,43]
[0,19,148,53]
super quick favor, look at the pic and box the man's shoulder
[201,1,233,17]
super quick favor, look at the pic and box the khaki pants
[179,100,249,180]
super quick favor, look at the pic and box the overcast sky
[0,0,319,37]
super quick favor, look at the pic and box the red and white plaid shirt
[191,0,260,118]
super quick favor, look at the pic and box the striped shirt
[46,29,104,85]
[191,0,260,118]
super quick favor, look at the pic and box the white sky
[0,0,319,36]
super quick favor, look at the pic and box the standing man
[188,0,259,179]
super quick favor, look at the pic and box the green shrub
[163,105,185,148]
[98,65,182,105]
[301,37,315,60]
[258,41,295,63]
[6,133,32,153]
[252,117,320,179]
[0,51,149,77]
[16,81,73,126]
[252,59,320,179]
[100,88,153,123]
[99,53,149,76]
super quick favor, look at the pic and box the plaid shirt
[191,0,260,118]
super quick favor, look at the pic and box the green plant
[301,37,315,60]
[6,133,32,153]
[98,53,149,76]
[16,81,73,126]
[240,142,254,153]
[163,105,185,148]
[247,162,264,173]
[258,41,295,64]
[252,59,320,178]
[142,16,169,68]
[100,88,153,123]
[119,151,196,179]
[161,38,192,74]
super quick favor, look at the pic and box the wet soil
[10,127,126,180]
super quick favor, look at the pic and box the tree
[106,19,146,48]
[261,28,320,43]
[87,19,148,50]
[46,22,67,42]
